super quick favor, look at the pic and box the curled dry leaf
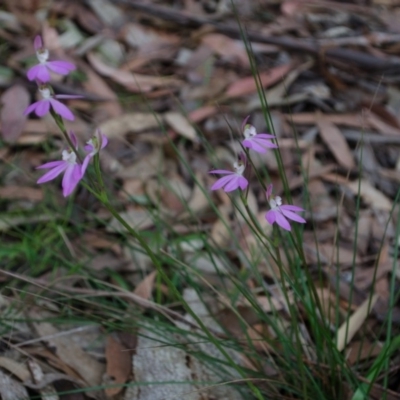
[105,335,132,398]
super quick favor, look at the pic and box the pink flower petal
[35,99,50,117]
[47,60,76,75]
[34,35,43,51]
[35,65,51,83]
[24,102,39,116]
[266,184,273,200]
[242,139,267,153]
[253,137,278,149]
[256,133,276,139]
[37,162,68,184]
[62,164,81,197]
[275,212,291,231]
[27,65,42,81]
[281,205,305,212]
[100,133,108,149]
[238,176,248,190]
[211,174,235,191]
[69,131,78,148]
[49,99,74,120]
[36,160,64,170]
[224,176,241,192]
[209,169,234,175]
[81,155,91,177]
[265,210,276,225]
[280,208,306,224]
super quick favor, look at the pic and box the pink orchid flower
[36,132,85,197]
[82,130,109,174]
[241,116,277,153]
[210,155,248,192]
[265,184,306,231]
[24,85,81,121]
[27,35,76,82]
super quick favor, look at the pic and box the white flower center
[244,124,257,138]
[270,196,282,209]
[62,150,77,165]
[39,87,52,99]
[36,49,49,64]
[233,161,245,175]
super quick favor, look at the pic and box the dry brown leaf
[365,110,400,136]
[347,179,392,211]
[0,356,30,381]
[107,209,153,233]
[31,312,105,388]
[201,33,249,67]
[146,177,192,216]
[98,112,161,138]
[105,335,132,398]
[336,294,379,351]
[210,204,232,247]
[317,115,355,169]
[0,186,43,202]
[225,63,293,98]
[0,84,29,143]
[117,147,164,180]
[347,340,382,365]
[188,106,218,123]
[134,271,156,300]
[248,60,314,111]
[288,113,368,129]
[256,291,295,313]
[308,180,337,222]
[79,61,123,118]
[164,112,198,142]
[185,174,210,216]
[88,52,182,93]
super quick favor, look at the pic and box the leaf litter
[2,0,400,398]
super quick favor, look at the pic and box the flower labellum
[24,85,81,121]
[265,184,306,231]
[241,116,277,153]
[27,35,76,82]
[82,130,109,174]
[209,155,248,192]
[36,132,85,197]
